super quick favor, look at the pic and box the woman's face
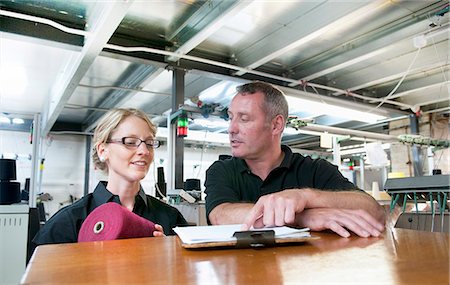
[99,116,155,183]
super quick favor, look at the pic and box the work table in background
[21,228,449,284]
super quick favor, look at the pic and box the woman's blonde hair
[92,108,156,172]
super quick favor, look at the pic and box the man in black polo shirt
[205,82,385,237]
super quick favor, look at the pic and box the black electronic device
[0,159,21,204]
[156,167,166,199]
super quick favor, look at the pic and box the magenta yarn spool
[78,202,156,242]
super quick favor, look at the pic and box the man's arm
[296,189,386,237]
[210,188,385,226]
[209,202,254,225]
[305,189,386,223]
[241,188,385,237]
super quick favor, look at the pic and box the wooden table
[21,228,449,285]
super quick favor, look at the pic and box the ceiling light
[12,118,25,124]
[0,115,11,124]
[285,96,386,124]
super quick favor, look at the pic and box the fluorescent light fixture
[2,153,17,159]
[285,96,386,123]
[156,127,229,146]
[12,118,25,124]
[198,81,241,106]
[0,116,11,124]
[283,126,324,137]
[194,118,229,129]
[339,143,391,156]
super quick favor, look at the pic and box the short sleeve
[204,160,242,221]
[312,159,360,191]
[32,209,78,246]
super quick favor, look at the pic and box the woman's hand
[153,224,165,237]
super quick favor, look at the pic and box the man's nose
[228,119,237,134]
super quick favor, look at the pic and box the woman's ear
[97,143,108,161]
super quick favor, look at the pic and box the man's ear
[272,115,285,135]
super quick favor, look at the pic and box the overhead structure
[0,0,448,153]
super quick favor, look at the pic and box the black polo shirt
[32,181,187,248]
[205,145,359,219]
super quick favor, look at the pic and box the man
[204,81,385,237]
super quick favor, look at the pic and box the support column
[84,135,91,196]
[168,68,186,191]
[332,136,341,168]
[359,156,365,189]
[29,113,41,208]
[409,114,423,176]
[426,147,434,176]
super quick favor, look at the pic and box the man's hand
[242,190,307,230]
[296,208,385,238]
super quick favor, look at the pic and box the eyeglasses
[107,137,160,149]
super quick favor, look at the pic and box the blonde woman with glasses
[32,108,187,250]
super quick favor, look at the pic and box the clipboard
[174,224,319,249]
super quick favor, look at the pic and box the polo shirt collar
[279,145,293,169]
[92,181,147,207]
[235,144,294,173]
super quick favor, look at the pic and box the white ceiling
[0,0,448,151]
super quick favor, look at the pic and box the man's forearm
[304,189,386,223]
[209,203,254,225]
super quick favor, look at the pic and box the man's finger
[242,203,264,230]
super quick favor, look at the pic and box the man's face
[227,91,272,159]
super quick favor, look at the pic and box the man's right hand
[241,189,308,230]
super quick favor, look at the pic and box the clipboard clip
[233,230,276,248]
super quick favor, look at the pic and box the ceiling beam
[288,3,444,84]
[328,37,449,96]
[234,0,388,76]
[406,97,450,110]
[41,1,134,136]
[371,81,450,102]
[0,9,85,47]
[82,64,160,132]
[332,60,449,97]
[290,22,432,85]
[166,0,253,62]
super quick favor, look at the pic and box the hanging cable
[368,47,422,113]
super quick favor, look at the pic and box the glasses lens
[123,137,140,146]
[145,140,160,148]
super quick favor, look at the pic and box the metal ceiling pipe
[300,123,398,142]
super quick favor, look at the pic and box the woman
[32,108,187,248]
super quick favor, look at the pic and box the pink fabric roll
[78,202,156,242]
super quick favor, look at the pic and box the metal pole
[427,146,434,176]
[171,68,186,190]
[333,136,341,168]
[409,114,423,176]
[167,114,175,192]
[83,135,91,196]
[360,156,365,189]
[29,113,41,208]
